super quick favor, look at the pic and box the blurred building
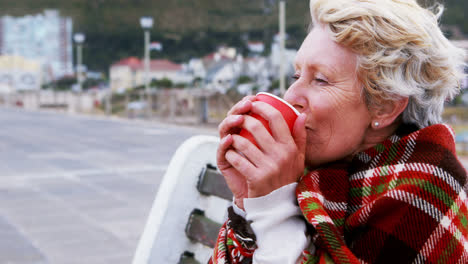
[0,10,73,82]
[205,60,241,92]
[247,41,265,55]
[109,57,192,92]
[452,40,468,59]
[0,55,42,93]
[270,33,296,79]
[451,40,468,90]
[185,58,206,81]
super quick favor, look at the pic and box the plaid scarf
[211,124,468,264]
[297,123,468,263]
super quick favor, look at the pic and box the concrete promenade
[0,107,466,264]
[0,107,216,264]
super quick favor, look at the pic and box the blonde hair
[309,0,466,128]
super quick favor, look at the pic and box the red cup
[239,92,299,147]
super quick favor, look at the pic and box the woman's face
[284,26,373,168]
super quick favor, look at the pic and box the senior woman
[210,0,467,263]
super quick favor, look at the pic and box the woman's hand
[223,100,308,205]
[217,96,256,209]
[230,101,307,197]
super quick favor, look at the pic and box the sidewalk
[0,108,212,264]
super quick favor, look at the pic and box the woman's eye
[315,78,328,84]
[292,74,300,80]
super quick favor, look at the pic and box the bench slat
[178,251,201,264]
[185,209,222,248]
[197,164,233,201]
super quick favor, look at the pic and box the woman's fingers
[230,134,264,166]
[225,149,257,180]
[241,114,275,150]
[216,134,233,170]
[227,96,255,116]
[217,96,307,200]
[218,96,255,139]
[218,115,244,138]
[217,134,249,204]
[252,101,292,142]
[240,101,292,151]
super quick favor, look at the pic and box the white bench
[132,135,232,264]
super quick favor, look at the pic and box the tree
[237,75,253,84]
[151,78,173,88]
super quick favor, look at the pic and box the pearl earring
[374,121,380,127]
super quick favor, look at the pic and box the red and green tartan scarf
[297,123,468,263]
[211,123,468,264]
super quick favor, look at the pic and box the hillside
[0,0,466,75]
[0,0,312,32]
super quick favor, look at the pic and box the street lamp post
[74,33,85,92]
[74,32,85,112]
[140,16,153,119]
[279,1,286,96]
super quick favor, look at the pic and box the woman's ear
[371,97,409,129]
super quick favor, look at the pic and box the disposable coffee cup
[239,92,300,147]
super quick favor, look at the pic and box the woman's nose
[284,82,307,113]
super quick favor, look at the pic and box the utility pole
[140,16,153,119]
[105,89,112,116]
[74,33,85,112]
[144,30,151,118]
[279,1,286,96]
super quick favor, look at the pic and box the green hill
[0,0,465,75]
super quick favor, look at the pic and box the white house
[270,41,297,78]
[247,41,265,54]
[244,56,271,90]
[185,58,206,80]
[142,59,192,84]
[451,40,468,90]
[109,57,140,92]
[204,60,242,92]
[109,57,192,92]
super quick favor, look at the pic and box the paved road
[0,108,216,264]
